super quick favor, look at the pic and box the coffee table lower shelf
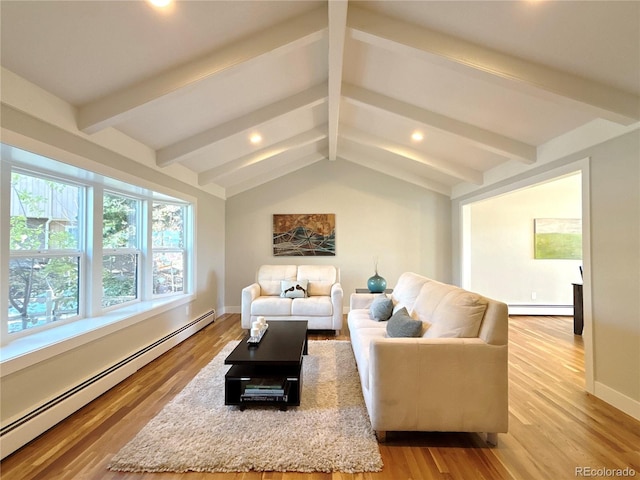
[225,364,302,411]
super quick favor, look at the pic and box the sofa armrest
[331,283,344,330]
[241,283,261,328]
[367,338,508,433]
[350,293,377,310]
[331,282,343,300]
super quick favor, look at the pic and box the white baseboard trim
[0,310,215,459]
[594,381,640,421]
[508,305,573,316]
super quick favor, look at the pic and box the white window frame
[101,190,142,310]
[5,168,86,340]
[1,144,196,363]
[151,200,189,298]
[7,250,83,337]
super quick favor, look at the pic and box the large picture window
[102,192,140,308]
[8,172,82,333]
[3,145,194,340]
[152,202,185,295]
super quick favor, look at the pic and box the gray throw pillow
[370,294,393,321]
[386,307,423,337]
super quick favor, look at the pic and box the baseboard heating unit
[0,309,215,459]
[508,304,573,316]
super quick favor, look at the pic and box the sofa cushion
[348,309,388,330]
[291,296,333,316]
[297,265,337,296]
[251,296,292,316]
[258,265,297,296]
[410,280,457,324]
[390,272,430,313]
[423,290,488,338]
[370,294,393,321]
[387,307,423,337]
[280,279,308,298]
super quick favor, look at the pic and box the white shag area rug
[108,340,383,473]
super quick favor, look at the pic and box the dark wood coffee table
[224,320,308,410]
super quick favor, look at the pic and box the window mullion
[185,203,194,295]
[87,185,103,318]
[141,199,153,301]
[1,159,11,344]
[4,146,193,342]
[101,192,141,309]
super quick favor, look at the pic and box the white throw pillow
[280,279,309,298]
[422,290,487,338]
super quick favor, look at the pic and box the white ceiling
[1,0,639,198]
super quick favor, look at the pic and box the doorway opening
[458,158,593,392]
[462,172,582,315]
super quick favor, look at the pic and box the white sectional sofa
[241,264,343,333]
[348,272,509,444]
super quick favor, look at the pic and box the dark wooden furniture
[224,320,308,410]
[572,283,584,335]
[355,288,393,294]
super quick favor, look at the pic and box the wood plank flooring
[2,314,639,480]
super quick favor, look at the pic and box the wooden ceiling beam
[342,83,537,164]
[348,6,640,125]
[198,127,327,185]
[156,83,327,167]
[78,7,327,134]
[340,125,483,185]
[225,151,327,197]
[339,143,452,197]
[327,0,348,161]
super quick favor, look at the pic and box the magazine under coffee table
[224,320,308,410]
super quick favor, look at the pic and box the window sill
[0,294,194,377]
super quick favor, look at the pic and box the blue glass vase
[367,272,387,293]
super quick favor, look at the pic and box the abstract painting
[534,218,582,259]
[273,214,335,256]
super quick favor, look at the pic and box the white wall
[453,129,640,419]
[589,131,639,411]
[225,159,452,311]
[467,173,582,307]
[1,87,225,454]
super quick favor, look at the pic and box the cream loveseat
[348,272,508,444]
[241,264,343,333]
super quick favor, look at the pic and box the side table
[355,288,393,294]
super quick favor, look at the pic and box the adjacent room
[1,1,638,479]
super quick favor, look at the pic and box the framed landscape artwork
[534,218,582,260]
[273,214,335,256]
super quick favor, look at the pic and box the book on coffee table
[241,381,290,402]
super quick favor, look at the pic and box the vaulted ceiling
[1,1,638,198]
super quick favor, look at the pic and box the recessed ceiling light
[411,131,424,142]
[250,133,262,145]
[148,0,172,8]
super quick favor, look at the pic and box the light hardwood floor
[2,314,639,480]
